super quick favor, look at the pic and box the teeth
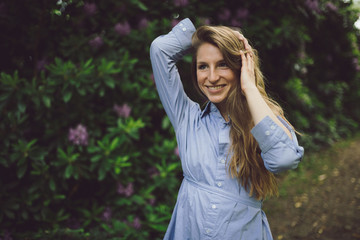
[208,85,224,90]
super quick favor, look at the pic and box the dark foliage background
[0,0,359,239]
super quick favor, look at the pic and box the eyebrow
[196,59,225,64]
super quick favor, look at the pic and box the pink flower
[68,124,89,146]
[149,198,156,206]
[171,19,180,27]
[173,0,188,7]
[36,58,48,71]
[305,0,320,13]
[113,103,131,118]
[114,22,131,36]
[230,18,242,27]
[199,18,211,25]
[174,146,179,157]
[147,167,160,178]
[138,17,149,29]
[150,73,155,84]
[218,8,231,21]
[325,2,337,12]
[236,8,249,19]
[117,182,134,197]
[101,207,112,221]
[353,58,360,72]
[89,36,103,49]
[132,217,141,229]
[83,2,97,16]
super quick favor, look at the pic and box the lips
[206,84,226,92]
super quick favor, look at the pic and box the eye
[218,61,228,68]
[197,64,207,70]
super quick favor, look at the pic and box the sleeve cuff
[172,18,196,52]
[251,116,290,153]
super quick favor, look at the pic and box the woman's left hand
[232,31,257,93]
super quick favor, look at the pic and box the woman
[150,18,304,240]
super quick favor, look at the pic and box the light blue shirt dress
[150,18,304,240]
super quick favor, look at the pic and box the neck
[215,102,229,121]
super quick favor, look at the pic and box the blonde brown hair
[191,25,286,200]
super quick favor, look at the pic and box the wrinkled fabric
[150,18,304,240]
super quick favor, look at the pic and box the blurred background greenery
[0,0,359,239]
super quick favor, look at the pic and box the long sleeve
[150,18,196,131]
[251,116,304,173]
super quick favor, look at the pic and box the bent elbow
[264,146,304,174]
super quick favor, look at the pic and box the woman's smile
[196,42,238,112]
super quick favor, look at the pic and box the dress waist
[184,175,262,209]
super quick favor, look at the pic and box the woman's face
[196,42,238,110]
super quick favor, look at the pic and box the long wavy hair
[191,25,287,200]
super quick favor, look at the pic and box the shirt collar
[200,102,231,125]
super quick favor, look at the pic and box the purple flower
[114,21,131,36]
[326,54,333,63]
[236,8,249,19]
[173,0,188,7]
[138,17,149,30]
[132,217,141,229]
[113,103,131,118]
[149,198,156,206]
[199,18,211,25]
[230,18,242,27]
[147,167,159,178]
[83,2,97,16]
[67,217,81,229]
[68,124,89,146]
[218,8,231,22]
[0,230,12,240]
[171,19,180,27]
[102,207,112,221]
[305,0,320,13]
[325,2,337,12]
[117,182,134,197]
[353,58,360,71]
[36,58,48,71]
[174,146,179,157]
[150,73,155,84]
[89,36,103,49]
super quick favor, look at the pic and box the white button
[221,159,225,164]
[179,23,183,26]
[217,182,222,187]
[182,27,187,31]
[265,130,270,136]
[205,228,211,234]
[211,204,216,209]
[270,125,276,130]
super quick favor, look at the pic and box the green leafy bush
[0,0,359,239]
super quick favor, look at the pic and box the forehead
[196,42,224,62]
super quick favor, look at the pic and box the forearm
[244,87,292,139]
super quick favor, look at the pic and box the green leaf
[104,79,115,89]
[110,138,119,151]
[130,0,148,11]
[17,164,27,179]
[4,210,15,219]
[42,95,51,108]
[63,92,72,102]
[54,194,66,199]
[49,178,56,191]
[64,164,74,178]
[83,58,93,68]
[90,155,102,162]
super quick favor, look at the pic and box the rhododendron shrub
[0,0,359,239]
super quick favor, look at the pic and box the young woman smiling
[150,18,304,240]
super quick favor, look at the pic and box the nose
[208,68,220,82]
